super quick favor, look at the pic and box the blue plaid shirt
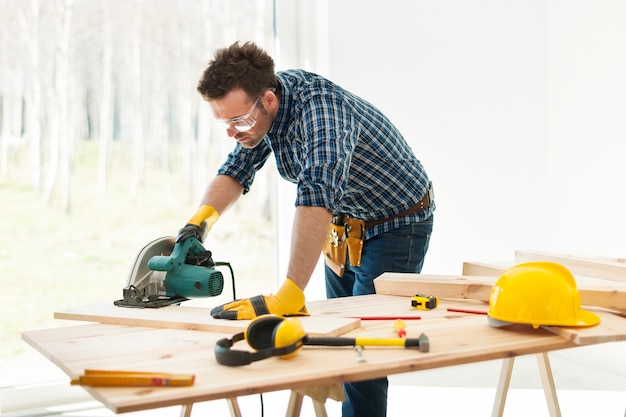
[218,70,434,239]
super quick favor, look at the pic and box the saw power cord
[216,260,262,415]
[214,261,269,416]
[214,259,263,412]
[215,261,237,301]
[260,393,265,417]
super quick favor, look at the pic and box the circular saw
[114,236,227,308]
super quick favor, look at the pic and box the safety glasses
[214,94,264,133]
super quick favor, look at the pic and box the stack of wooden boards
[374,249,626,344]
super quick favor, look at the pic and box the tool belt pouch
[323,222,347,277]
[344,218,365,267]
[323,217,365,277]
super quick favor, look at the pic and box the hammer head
[405,333,430,352]
[418,333,429,352]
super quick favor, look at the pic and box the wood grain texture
[54,301,360,337]
[23,294,626,414]
[462,261,507,277]
[374,273,626,314]
[515,249,626,282]
[464,250,626,284]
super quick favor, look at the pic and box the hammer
[303,333,430,353]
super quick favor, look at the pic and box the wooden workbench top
[22,295,626,414]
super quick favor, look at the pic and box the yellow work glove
[175,205,220,243]
[211,278,310,320]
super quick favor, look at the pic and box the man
[177,41,435,417]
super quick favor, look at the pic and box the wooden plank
[374,273,494,302]
[54,301,360,337]
[515,249,626,282]
[543,312,626,345]
[22,313,579,413]
[314,294,626,346]
[23,295,626,414]
[374,273,626,314]
[462,262,507,277]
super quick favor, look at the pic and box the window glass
[0,0,277,384]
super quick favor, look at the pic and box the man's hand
[211,278,309,320]
[175,222,207,243]
[176,205,219,243]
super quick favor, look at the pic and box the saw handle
[148,237,204,272]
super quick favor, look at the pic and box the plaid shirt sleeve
[294,92,356,210]
[217,141,272,194]
[278,73,430,218]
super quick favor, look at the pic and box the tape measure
[411,293,439,310]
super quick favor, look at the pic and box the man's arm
[176,174,244,243]
[287,205,332,290]
[200,174,244,215]
[209,204,330,320]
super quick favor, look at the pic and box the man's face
[209,88,275,149]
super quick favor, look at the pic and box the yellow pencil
[71,369,195,387]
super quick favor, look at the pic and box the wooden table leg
[491,353,563,417]
[226,397,243,417]
[286,384,345,417]
[491,357,514,417]
[180,403,192,417]
[536,352,562,417]
[180,398,241,417]
[286,390,305,417]
[312,399,330,417]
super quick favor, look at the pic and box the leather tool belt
[323,182,433,277]
[323,215,365,277]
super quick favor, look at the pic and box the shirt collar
[268,73,293,138]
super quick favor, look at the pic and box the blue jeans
[325,218,433,417]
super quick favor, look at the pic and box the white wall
[275,1,626,298]
[544,1,626,257]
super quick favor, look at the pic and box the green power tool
[114,236,234,308]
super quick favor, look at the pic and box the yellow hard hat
[488,261,600,329]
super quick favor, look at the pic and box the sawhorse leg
[536,352,561,417]
[180,398,242,417]
[491,353,562,417]
[491,357,514,417]
[286,384,345,417]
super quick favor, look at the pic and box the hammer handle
[304,336,422,348]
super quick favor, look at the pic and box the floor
[1,340,624,417]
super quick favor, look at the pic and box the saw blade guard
[125,236,174,293]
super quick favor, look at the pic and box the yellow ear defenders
[215,314,430,366]
[214,314,306,366]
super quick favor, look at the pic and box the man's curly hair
[197,41,279,101]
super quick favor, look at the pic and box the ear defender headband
[215,315,306,366]
[214,314,430,366]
